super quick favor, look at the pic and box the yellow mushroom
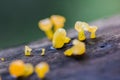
[9,60,34,77]
[51,15,65,31]
[64,39,86,56]
[25,46,32,56]
[23,63,34,77]
[88,26,98,39]
[81,22,89,31]
[38,18,53,40]
[35,62,49,79]
[41,48,45,56]
[52,28,71,48]
[74,21,86,41]
[9,60,25,77]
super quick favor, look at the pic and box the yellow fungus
[0,58,5,61]
[41,48,45,56]
[75,21,86,41]
[38,18,53,40]
[64,37,71,43]
[9,60,25,77]
[35,62,49,79]
[51,15,65,31]
[23,63,34,77]
[52,28,71,48]
[88,26,98,39]
[81,22,89,31]
[64,39,86,56]
[25,46,32,56]
[64,48,73,56]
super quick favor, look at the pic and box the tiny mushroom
[38,18,53,40]
[9,60,25,77]
[23,63,34,77]
[25,45,32,56]
[52,28,71,48]
[51,15,66,31]
[41,48,45,56]
[88,26,98,39]
[35,62,50,79]
[9,60,34,78]
[74,21,86,41]
[64,39,86,56]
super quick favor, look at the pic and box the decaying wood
[0,15,120,80]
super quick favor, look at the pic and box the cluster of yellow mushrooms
[38,15,97,56]
[9,60,49,79]
[8,15,98,79]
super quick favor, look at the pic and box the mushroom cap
[35,62,49,79]
[88,26,98,32]
[75,21,83,32]
[81,22,89,31]
[38,18,53,31]
[9,60,25,77]
[72,39,86,55]
[51,15,65,27]
[52,28,67,48]
[75,21,89,32]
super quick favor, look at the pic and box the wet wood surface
[0,15,120,80]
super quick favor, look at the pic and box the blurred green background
[0,0,120,48]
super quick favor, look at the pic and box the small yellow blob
[51,15,66,31]
[41,48,45,56]
[64,48,73,56]
[1,58,5,61]
[35,62,49,79]
[9,60,25,77]
[23,63,34,77]
[38,18,53,40]
[52,28,71,48]
[64,39,86,56]
[88,26,98,39]
[75,21,86,41]
[64,37,71,43]
[25,46,32,56]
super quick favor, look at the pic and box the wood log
[0,15,120,80]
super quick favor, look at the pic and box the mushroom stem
[38,18,53,40]
[45,30,53,40]
[90,32,96,39]
[78,30,86,41]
